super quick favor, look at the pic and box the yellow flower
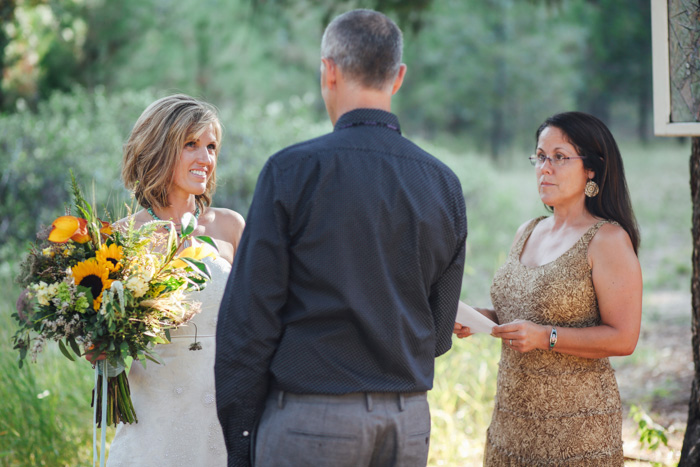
[71,258,113,310]
[96,243,124,273]
[48,216,90,244]
[171,243,216,269]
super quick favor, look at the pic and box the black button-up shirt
[215,108,467,466]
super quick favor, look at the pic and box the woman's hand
[453,322,473,339]
[84,348,107,363]
[491,319,548,353]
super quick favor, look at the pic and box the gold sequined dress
[484,216,624,466]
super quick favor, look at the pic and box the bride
[106,94,244,466]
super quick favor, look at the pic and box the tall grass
[0,101,691,465]
[0,274,114,466]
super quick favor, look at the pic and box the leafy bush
[0,87,328,266]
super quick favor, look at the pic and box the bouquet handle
[93,361,109,467]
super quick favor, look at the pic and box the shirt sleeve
[215,159,289,466]
[429,187,467,357]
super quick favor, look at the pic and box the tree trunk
[680,136,700,465]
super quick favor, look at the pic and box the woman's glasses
[529,154,586,167]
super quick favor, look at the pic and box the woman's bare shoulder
[591,221,633,248]
[208,207,245,228]
[114,209,150,230]
[588,221,637,265]
[203,207,245,245]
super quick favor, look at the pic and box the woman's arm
[492,223,642,358]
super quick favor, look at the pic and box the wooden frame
[651,0,700,136]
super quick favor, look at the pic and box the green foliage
[630,404,669,452]
[397,0,587,156]
[2,0,655,147]
[0,87,156,263]
[0,276,104,466]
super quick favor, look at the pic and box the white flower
[125,275,149,298]
[32,281,59,306]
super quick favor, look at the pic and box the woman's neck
[149,195,198,225]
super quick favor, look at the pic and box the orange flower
[48,216,90,244]
[100,220,113,236]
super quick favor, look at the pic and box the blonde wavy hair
[121,94,222,212]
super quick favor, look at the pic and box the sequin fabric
[107,256,230,466]
[484,216,624,466]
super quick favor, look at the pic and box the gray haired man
[215,9,467,467]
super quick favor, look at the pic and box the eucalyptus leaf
[178,257,212,280]
[180,212,196,236]
[166,224,177,255]
[195,235,218,251]
[68,337,81,357]
[58,340,76,361]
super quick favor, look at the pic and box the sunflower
[96,243,124,273]
[71,258,113,310]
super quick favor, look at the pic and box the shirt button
[243,431,250,437]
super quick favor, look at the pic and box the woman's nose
[196,147,213,163]
[540,158,554,173]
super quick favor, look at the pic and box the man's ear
[390,64,407,96]
[321,57,337,89]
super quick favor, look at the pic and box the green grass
[0,274,117,466]
[0,133,692,465]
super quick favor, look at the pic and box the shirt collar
[333,108,401,135]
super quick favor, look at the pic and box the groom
[215,9,467,467]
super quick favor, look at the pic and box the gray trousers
[253,390,431,467]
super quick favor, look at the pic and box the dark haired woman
[455,111,641,465]
[107,94,244,466]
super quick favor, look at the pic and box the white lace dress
[107,256,230,466]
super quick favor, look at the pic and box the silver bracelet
[549,326,558,350]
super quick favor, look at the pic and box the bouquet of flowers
[11,175,217,428]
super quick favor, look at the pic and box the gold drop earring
[584,179,599,197]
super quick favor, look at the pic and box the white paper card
[455,302,497,334]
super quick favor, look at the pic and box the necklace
[147,206,201,233]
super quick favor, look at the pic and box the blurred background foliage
[0,0,657,263]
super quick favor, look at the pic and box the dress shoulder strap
[510,216,547,257]
[580,219,617,248]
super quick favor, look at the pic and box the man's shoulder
[266,132,336,170]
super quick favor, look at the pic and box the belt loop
[365,393,373,412]
[398,393,405,412]
[277,390,285,409]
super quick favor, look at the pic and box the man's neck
[329,88,392,125]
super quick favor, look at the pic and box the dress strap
[510,216,547,257]
[580,219,614,247]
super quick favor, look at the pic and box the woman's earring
[584,179,599,197]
